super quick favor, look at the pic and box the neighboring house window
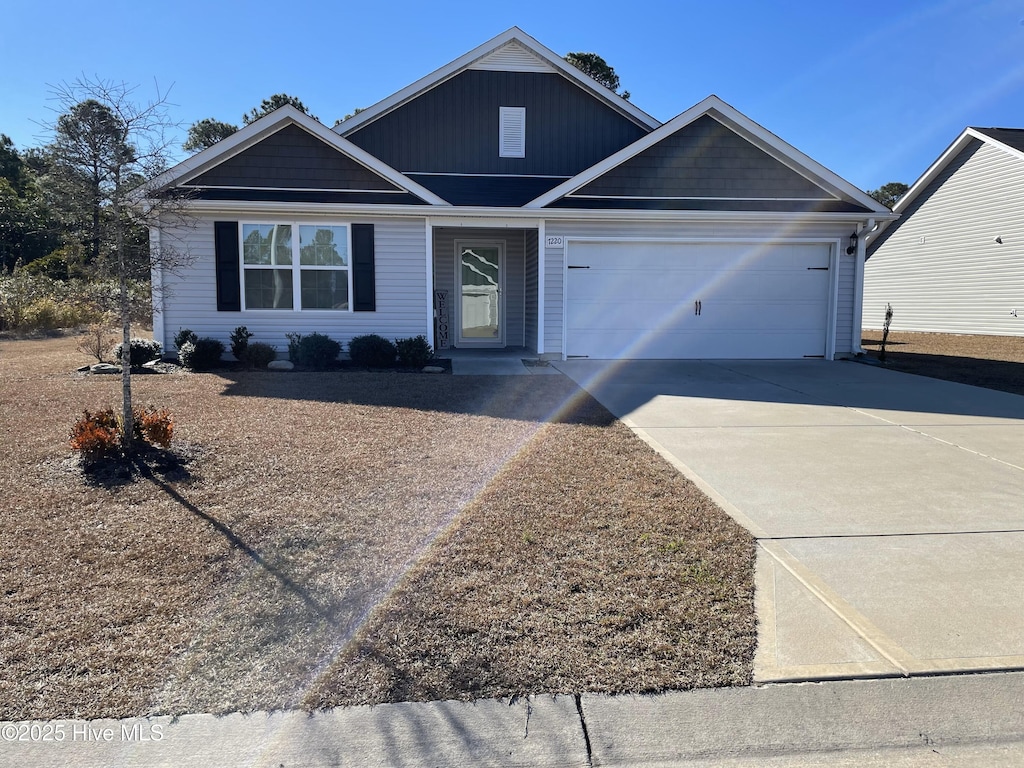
[241,223,350,310]
[499,106,526,158]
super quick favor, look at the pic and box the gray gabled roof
[866,126,1024,250]
[970,127,1024,154]
[334,27,659,138]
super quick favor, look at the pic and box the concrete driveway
[553,359,1024,682]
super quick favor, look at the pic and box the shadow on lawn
[125,458,341,624]
[215,370,616,426]
[861,350,1024,398]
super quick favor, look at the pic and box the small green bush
[285,332,303,362]
[395,335,433,368]
[349,334,397,368]
[111,337,163,367]
[241,341,276,369]
[294,332,340,370]
[174,328,198,352]
[178,337,224,371]
[230,325,254,360]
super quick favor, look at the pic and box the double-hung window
[241,223,350,310]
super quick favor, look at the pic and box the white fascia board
[865,128,983,246]
[137,105,450,207]
[174,198,894,225]
[526,95,890,213]
[334,27,660,137]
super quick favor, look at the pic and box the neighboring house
[864,127,1024,336]
[147,27,888,361]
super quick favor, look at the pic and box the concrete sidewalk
[5,674,1024,767]
[554,359,1024,683]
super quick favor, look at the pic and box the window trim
[239,221,353,312]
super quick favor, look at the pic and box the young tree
[46,77,193,455]
[242,94,316,125]
[182,117,238,153]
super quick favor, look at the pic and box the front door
[456,241,504,346]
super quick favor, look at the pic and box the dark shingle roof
[971,127,1024,153]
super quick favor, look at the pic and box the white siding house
[146,27,888,362]
[864,128,1024,336]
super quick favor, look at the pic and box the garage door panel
[565,240,832,359]
[568,300,698,332]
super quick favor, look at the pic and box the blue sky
[3,0,1024,191]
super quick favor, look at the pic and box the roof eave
[135,105,450,207]
[525,95,890,213]
[334,27,660,138]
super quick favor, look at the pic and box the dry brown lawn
[862,330,1024,395]
[0,334,755,721]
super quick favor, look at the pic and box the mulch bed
[0,334,755,721]
[861,330,1024,396]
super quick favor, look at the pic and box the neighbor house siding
[544,219,852,357]
[158,215,429,357]
[432,227,527,347]
[864,140,1024,336]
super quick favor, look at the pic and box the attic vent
[499,107,526,158]
[470,41,555,73]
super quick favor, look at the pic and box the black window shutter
[214,221,241,312]
[352,223,376,312]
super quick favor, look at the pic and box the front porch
[430,225,540,354]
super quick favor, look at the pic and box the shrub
[230,325,254,360]
[69,409,121,463]
[77,322,119,363]
[285,332,303,362]
[134,407,174,448]
[70,406,175,463]
[178,337,224,371]
[174,328,198,352]
[349,334,397,368]
[111,337,163,368]
[294,332,341,370]
[240,341,276,369]
[395,335,433,368]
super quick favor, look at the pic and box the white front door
[456,241,504,346]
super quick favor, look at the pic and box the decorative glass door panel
[458,243,503,345]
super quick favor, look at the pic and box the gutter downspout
[851,217,875,356]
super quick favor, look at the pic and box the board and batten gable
[344,70,649,178]
[865,138,1024,336]
[155,216,430,357]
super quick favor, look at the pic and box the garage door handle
[568,265,590,269]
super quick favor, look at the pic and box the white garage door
[565,241,833,359]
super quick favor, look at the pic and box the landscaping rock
[268,360,294,371]
[89,363,121,374]
[422,365,445,374]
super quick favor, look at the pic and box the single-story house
[147,27,889,361]
[864,127,1024,336]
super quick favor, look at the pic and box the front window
[241,223,350,310]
